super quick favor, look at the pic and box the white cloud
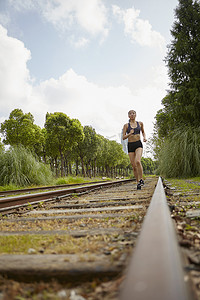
[0,24,167,144]
[112,5,165,49]
[43,0,108,37]
[8,0,36,11]
[30,69,133,138]
[70,36,89,48]
[8,0,109,39]
[0,25,32,118]
[0,13,10,27]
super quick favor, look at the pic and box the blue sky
[0,0,179,155]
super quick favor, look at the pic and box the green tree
[0,137,4,153]
[99,139,124,177]
[95,134,106,176]
[154,0,200,177]
[141,157,156,174]
[0,109,42,151]
[158,0,200,128]
[76,126,98,177]
[118,153,131,177]
[45,112,84,177]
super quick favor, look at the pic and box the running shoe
[139,179,144,186]
[137,183,141,190]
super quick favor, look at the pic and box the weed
[27,202,33,210]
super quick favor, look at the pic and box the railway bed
[0,176,198,299]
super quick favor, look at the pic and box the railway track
[0,179,133,213]
[0,180,110,197]
[0,176,197,299]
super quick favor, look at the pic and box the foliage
[156,0,200,133]
[44,112,84,177]
[55,176,107,185]
[153,0,200,177]
[0,109,43,154]
[166,177,200,191]
[75,126,98,176]
[141,157,157,174]
[164,0,200,127]
[0,137,4,153]
[156,126,200,177]
[0,145,53,186]
[55,176,85,185]
[0,110,135,182]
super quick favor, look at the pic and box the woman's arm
[122,123,134,140]
[140,122,147,142]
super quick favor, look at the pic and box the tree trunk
[93,159,96,177]
[68,163,72,175]
[81,157,86,177]
[76,159,79,176]
[55,158,59,178]
[60,152,64,177]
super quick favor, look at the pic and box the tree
[0,137,4,153]
[141,157,156,174]
[76,126,98,177]
[159,0,200,129]
[98,138,124,177]
[0,109,42,151]
[154,0,200,177]
[118,153,131,177]
[45,112,84,177]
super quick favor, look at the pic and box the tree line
[153,0,200,177]
[0,109,156,182]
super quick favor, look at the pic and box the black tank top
[126,121,141,135]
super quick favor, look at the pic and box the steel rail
[120,176,192,300]
[0,180,110,196]
[0,178,133,210]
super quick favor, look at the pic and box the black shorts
[128,140,143,153]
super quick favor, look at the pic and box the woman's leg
[128,152,138,181]
[134,147,143,181]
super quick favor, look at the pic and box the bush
[0,145,53,186]
[55,176,93,185]
[157,126,200,178]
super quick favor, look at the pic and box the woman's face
[128,110,136,118]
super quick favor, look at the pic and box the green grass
[0,234,113,255]
[0,235,85,254]
[0,184,19,191]
[0,175,111,191]
[0,145,53,187]
[54,176,110,185]
[165,177,200,192]
[157,126,200,178]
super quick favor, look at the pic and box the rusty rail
[0,180,110,196]
[0,179,133,211]
[120,176,192,300]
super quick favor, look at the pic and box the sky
[0,0,179,156]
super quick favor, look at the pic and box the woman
[122,110,147,190]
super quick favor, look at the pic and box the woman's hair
[128,110,136,115]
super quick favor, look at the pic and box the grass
[0,234,119,255]
[0,175,112,191]
[0,145,53,187]
[0,216,138,233]
[0,215,139,255]
[166,177,200,192]
[157,125,200,178]
[54,176,110,186]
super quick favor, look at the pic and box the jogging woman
[122,110,147,190]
